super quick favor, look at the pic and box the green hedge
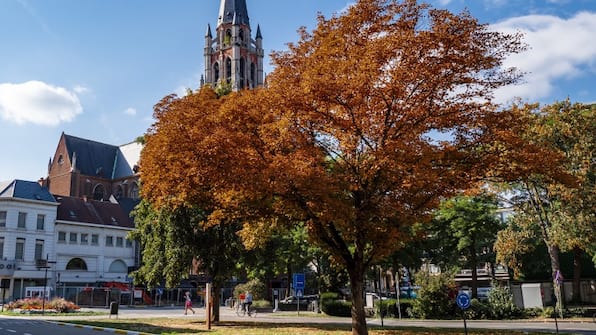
[320,292,351,317]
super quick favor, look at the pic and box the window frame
[17,212,27,229]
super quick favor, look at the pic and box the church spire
[218,0,249,27]
[204,0,264,91]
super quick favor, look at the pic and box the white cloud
[0,81,83,126]
[491,11,596,103]
[124,107,137,116]
[73,85,90,94]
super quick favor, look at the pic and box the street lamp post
[36,256,56,315]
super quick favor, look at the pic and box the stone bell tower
[203,0,264,91]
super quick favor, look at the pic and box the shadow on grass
[57,320,210,334]
[58,319,554,335]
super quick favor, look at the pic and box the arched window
[129,182,139,199]
[239,28,245,43]
[93,184,105,200]
[108,260,128,273]
[225,29,232,46]
[225,57,232,83]
[250,62,256,88]
[239,58,246,89]
[114,185,123,199]
[213,62,220,83]
[66,258,88,271]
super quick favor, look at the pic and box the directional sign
[293,273,305,290]
[456,292,471,310]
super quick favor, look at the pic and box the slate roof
[0,180,57,203]
[55,195,135,229]
[63,133,139,179]
[218,0,249,26]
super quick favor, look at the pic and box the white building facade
[0,180,58,301]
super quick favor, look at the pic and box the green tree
[495,101,594,313]
[428,194,503,298]
[130,200,245,322]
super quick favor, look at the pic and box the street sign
[296,289,303,297]
[293,273,305,290]
[456,292,471,310]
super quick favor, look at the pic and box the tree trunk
[212,281,222,322]
[572,247,582,303]
[470,246,478,299]
[348,266,368,335]
[547,244,563,317]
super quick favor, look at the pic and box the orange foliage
[138,1,559,334]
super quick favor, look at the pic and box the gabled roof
[55,195,134,229]
[63,134,119,179]
[218,0,250,27]
[62,133,140,179]
[0,179,56,203]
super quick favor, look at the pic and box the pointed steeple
[206,23,212,38]
[256,24,262,39]
[218,0,249,27]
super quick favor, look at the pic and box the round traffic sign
[456,292,471,310]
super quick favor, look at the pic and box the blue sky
[1,0,595,182]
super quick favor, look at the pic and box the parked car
[280,294,319,304]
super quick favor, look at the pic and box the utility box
[109,301,119,318]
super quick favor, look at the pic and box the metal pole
[42,267,48,315]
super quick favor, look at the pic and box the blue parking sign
[293,273,305,290]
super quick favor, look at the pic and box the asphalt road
[6,305,596,335]
[0,317,100,335]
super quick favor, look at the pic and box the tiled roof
[62,134,140,179]
[218,0,249,26]
[55,195,134,228]
[0,179,56,202]
[64,134,119,179]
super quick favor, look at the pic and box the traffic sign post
[293,273,305,315]
[456,292,471,335]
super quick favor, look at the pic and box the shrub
[6,298,80,313]
[320,292,351,317]
[322,299,352,317]
[375,298,411,318]
[410,271,457,319]
[487,284,522,319]
[464,299,490,320]
[233,278,266,300]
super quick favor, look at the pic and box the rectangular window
[18,212,27,229]
[91,234,99,245]
[35,240,44,260]
[125,239,133,248]
[0,237,4,259]
[105,236,113,247]
[36,214,45,230]
[81,233,89,245]
[58,231,66,243]
[15,238,25,260]
[116,236,124,247]
[69,232,77,243]
[0,211,6,227]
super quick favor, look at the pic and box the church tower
[203,0,264,91]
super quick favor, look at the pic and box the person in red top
[184,291,195,315]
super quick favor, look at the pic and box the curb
[48,320,153,335]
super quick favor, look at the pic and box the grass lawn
[58,318,555,335]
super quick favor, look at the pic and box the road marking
[7,330,16,333]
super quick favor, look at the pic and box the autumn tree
[139,1,553,334]
[495,101,595,309]
[428,194,503,299]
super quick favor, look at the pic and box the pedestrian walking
[184,291,195,315]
